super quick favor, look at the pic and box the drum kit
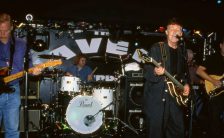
[38,54,137,137]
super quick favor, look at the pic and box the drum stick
[91,67,98,75]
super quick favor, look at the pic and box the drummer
[64,53,93,83]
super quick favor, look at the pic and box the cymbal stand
[105,117,139,135]
[55,71,64,123]
[100,102,139,135]
[50,69,62,123]
[119,55,125,76]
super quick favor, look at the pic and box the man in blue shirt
[65,53,93,83]
[0,13,41,138]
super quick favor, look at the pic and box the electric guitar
[0,59,62,93]
[137,49,189,107]
[205,75,224,98]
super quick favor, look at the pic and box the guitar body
[0,68,15,94]
[167,81,188,106]
[205,75,224,97]
[0,78,15,94]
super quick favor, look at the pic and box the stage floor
[1,122,224,138]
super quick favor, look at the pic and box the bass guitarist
[0,13,41,138]
[196,34,224,137]
[143,18,190,138]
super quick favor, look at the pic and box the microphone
[84,115,95,126]
[175,35,184,41]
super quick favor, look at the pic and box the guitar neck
[3,60,62,84]
[151,58,184,90]
[3,67,36,84]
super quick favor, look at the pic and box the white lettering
[95,75,115,81]
[95,75,106,81]
[106,40,129,55]
[75,38,102,53]
[105,75,115,81]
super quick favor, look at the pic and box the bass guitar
[137,49,189,107]
[205,75,224,98]
[0,59,62,93]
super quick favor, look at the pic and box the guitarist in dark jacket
[196,34,224,137]
[0,13,41,138]
[143,18,190,138]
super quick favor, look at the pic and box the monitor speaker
[122,77,146,136]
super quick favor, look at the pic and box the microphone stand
[24,24,34,138]
[179,39,193,138]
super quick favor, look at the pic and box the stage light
[25,14,33,22]
[217,0,222,4]
[194,30,202,37]
[32,39,47,52]
[31,31,50,52]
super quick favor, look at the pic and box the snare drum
[60,76,81,93]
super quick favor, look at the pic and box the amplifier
[125,70,143,78]
[20,77,40,99]
[1,109,40,132]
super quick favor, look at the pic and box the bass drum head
[65,95,103,135]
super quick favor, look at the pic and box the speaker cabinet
[20,76,40,99]
[1,109,40,132]
[123,77,146,135]
[19,109,41,132]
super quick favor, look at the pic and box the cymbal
[89,56,121,63]
[38,54,66,60]
[42,68,64,78]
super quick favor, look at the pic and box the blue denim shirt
[65,64,92,83]
[0,37,32,85]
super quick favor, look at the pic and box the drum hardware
[42,68,64,78]
[79,82,93,96]
[82,101,117,135]
[38,54,67,60]
[39,72,130,137]
[105,117,139,135]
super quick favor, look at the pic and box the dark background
[1,1,222,137]
[1,0,224,32]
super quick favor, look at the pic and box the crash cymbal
[41,68,64,78]
[38,54,66,60]
[89,56,120,63]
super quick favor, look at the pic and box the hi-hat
[38,54,66,60]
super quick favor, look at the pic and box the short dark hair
[167,17,183,27]
[74,53,87,65]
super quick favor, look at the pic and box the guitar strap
[9,34,15,75]
[0,35,15,93]
[159,42,167,68]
